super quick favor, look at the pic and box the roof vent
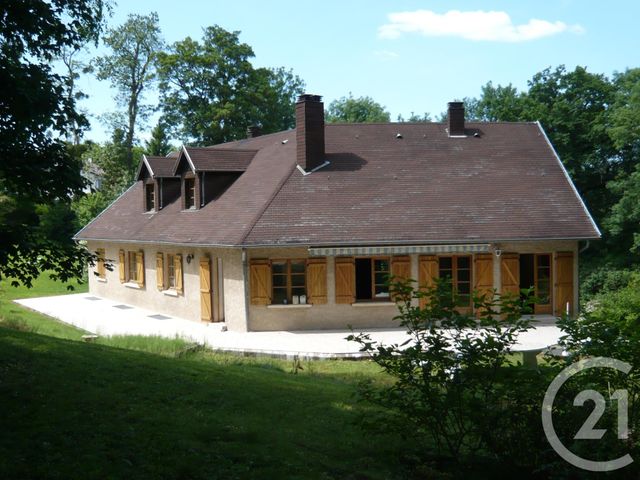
[396,133,403,139]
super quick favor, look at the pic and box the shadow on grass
[0,327,408,480]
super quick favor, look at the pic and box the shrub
[348,278,549,468]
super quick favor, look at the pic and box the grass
[0,273,413,479]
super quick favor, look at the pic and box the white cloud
[373,50,400,61]
[378,10,585,42]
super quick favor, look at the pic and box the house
[75,95,600,332]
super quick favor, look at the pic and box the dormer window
[185,178,196,209]
[145,183,155,212]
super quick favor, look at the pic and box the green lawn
[0,275,413,479]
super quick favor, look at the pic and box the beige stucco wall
[86,241,247,331]
[247,247,398,331]
[86,240,581,333]
[247,241,580,332]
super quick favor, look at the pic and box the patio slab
[14,293,563,359]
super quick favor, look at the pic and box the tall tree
[0,0,107,287]
[94,12,163,180]
[157,26,304,145]
[326,94,390,123]
[463,82,524,121]
[145,120,173,156]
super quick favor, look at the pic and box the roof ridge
[211,129,293,148]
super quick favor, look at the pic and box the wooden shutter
[500,253,519,297]
[391,256,411,281]
[250,259,271,305]
[174,254,183,294]
[418,255,438,308]
[391,256,411,300]
[200,257,212,321]
[335,257,355,304]
[156,253,164,290]
[118,249,126,283]
[136,251,145,287]
[474,253,494,315]
[554,252,574,317]
[306,258,327,304]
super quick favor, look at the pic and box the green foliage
[157,26,304,145]
[326,93,390,123]
[396,111,432,122]
[94,12,164,172]
[463,82,524,121]
[0,0,107,287]
[145,119,173,156]
[349,278,543,466]
[580,265,637,300]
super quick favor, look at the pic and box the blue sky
[76,0,640,143]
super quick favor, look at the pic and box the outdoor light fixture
[186,254,194,264]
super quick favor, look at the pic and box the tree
[94,12,164,180]
[145,120,173,156]
[463,82,524,121]
[325,93,390,123]
[0,0,107,287]
[396,112,431,122]
[60,46,92,144]
[157,26,304,145]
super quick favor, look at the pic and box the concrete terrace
[15,293,563,360]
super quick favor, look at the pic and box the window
[271,259,306,304]
[128,251,138,282]
[355,257,390,301]
[145,183,155,211]
[185,178,195,209]
[438,256,471,307]
[96,248,106,279]
[167,254,176,289]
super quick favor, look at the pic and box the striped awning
[308,244,491,257]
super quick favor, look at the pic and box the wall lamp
[186,254,194,264]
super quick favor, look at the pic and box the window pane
[374,285,390,298]
[537,255,550,268]
[291,274,305,287]
[538,268,550,281]
[457,283,470,295]
[290,261,305,274]
[272,275,287,287]
[439,257,452,269]
[292,287,306,297]
[457,269,470,282]
[273,288,287,304]
[457,256,470,269]
[272,262,286,274]
[374,259,389,272]
[375,272,388,285]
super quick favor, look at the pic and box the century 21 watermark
[542,357,633,472]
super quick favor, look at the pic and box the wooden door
[534,254,552,315]
[554,252,574,317]
[200,257,212,321]
[500,253,519,298]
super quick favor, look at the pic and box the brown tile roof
[76,123,599,246]
[145,156,177,178]
[182,147,257,172]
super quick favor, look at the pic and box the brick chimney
[246,125,262,138]
[447,101,465,136]
[296,94,325,171]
